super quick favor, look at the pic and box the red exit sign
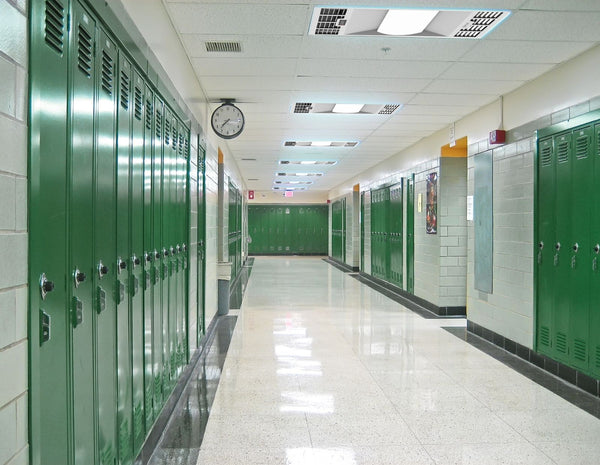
[248,190,254,200]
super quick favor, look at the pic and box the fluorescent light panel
[277,172,323,177]
[378,9,439,35]
[279,161,337,165]
[284,141,359,147]
[292,103,402,115]
[332,103,364,114]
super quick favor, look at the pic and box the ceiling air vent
[284,141,296,146]
[454,11,505,38]
[294,103,313,114]
[241,158,257,161]
[205,41,242,53]
[314,8,348,35]
[378,104,401,115]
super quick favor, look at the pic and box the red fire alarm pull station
[489,129,506,145]
[248,190,254,200]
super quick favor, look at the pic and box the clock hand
[220,118,230,130]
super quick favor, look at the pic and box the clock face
[211,103,245,139]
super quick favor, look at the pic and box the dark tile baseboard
[467,320,600,398]
[323,256,359,272]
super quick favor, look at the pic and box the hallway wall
[0,2,28,465]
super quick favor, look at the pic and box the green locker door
[383,188,391,281]
[142,84,155,432]
[94,29,118,465]
[182,133,190,363]
[167,114,178,388]
[406,175,415,294]
[553,132,572,364]
[342,198,346,263]
[591,123,600,378]
[30,1,71,464]
[361,193,365,271]
[161,110,172,396]
[176,126,186,373]
[69,6,97,464]
[152,97,165,413]
[536,137,555,356]
[569,126,593,370]
[197,142,206,339]
[130,72,146,452]
[116,52,133,465]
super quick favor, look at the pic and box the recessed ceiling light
[284,141,359,147]
[279,160,337,166]
[272,186,307,191]
[309,7,510,39]
[378,9,439,35]
[274,180,313,185]
[332,104,364,114]
[277,172,323,177]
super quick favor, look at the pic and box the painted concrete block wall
[438,157,468,307]
[467,95,600,349]
[0,1,28,465]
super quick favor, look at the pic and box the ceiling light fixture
[284,141,359,147]
[279,160,337,166]
[277,172,323,177]
[311,141,333,147]
[332,104,364,114]
[377,9,439,35]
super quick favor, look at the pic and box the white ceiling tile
[408,93,497,107]
[487,10,600,42]
[424,79,525,95]
[520,0,600,11]
[201,76,296,91]
[294,76,431,93]
[461,40,595,64]
[399,104,475,117]
[181,34,305,58]
[440,62,554,81]
[191,58,298,76]
[167,3,310,35]
[296,58,451,79]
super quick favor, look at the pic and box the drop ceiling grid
[158,0,600,192]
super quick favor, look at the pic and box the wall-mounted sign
[426,172,438,234]
[248,190,254,200]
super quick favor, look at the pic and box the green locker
[197,141,206,340]
[536,136,555,356]
[116,52,133,465]
[130,71,146,452]
[30,1,71,464]
[361,193,365,271]
[591,123,600,378]
[152,96,165,413]
[142,84,155,432]
[569,126,593,370]
[553,132,572,364]
[94,29,118,465]
[168,114,178,388]
[406,175,415,294]
[69,5,97,464]
[161,109,172,396]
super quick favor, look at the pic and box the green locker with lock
[142,84,155,431]
[152,95,165,413]
[197,141,207,340]
[591,123,600,379]
[69,5,98,464]
[94,28,118,465]
[116,51,134,465]
[406,175,415,295]
[370,186,390,281]
[130,71,146,452]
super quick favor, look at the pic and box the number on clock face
[211,103,245,139]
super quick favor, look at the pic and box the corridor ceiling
[132,1,600,193]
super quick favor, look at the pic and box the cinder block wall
[0,1,29,464]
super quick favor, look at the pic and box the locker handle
[145,253,152,263]
[538,241,544,250]
[170,246,175,256]
[182,244,187,253]
[163,248,169,257]
[572,243,579,253]
[118,258,127,273]
[154,250,160,260]
[176,244,181,253]
[594,244,600,254]
[98,262,109,279]
[74,268,86,288]
[555,242,561,251]
[40,273,54,301]
[132,255,141,267]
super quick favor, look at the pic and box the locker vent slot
[101,51,114,95]
[77,26,93,78]
[555,332,567,354]
[575,135,589,159]
[595,345,600,369]
[155,109,162,139]
[172,124,178,150]
[540,144,552,167]
[573,339,587,362]
[539,326,550,347]
[134,86,143,121]
[120,70,130,110]
[556,141,569,164]
[145,99,153,130]
[184,138,189,158]
[44,0,65,55]
[164,119,171,145]
[179,134,184,156]
[314,8,347,35]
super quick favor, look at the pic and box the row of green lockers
[536,111,600,379]
[29,1,207,465]
[331,198,346,262]
[248,205,328,254]
[228,182,243,278]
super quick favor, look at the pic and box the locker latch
[40,309,51,344]
[145,271,151,291]
[72,297,83,327]
[98,261,109,280]
[537,241,543,265]
[154,266,160,285]
[554,242,560,266]
[118,281,125,304]
[118,257,127,274]
[40,273,55,301]
[73,268,86,288]
[594,244,599,271]
[131,276,139,296]
[132,255,141,269]
[97,287,106,314]
[145,252,152,263]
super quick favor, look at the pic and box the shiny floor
[193,256,600,464]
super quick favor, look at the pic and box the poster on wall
[426,172,438,234]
